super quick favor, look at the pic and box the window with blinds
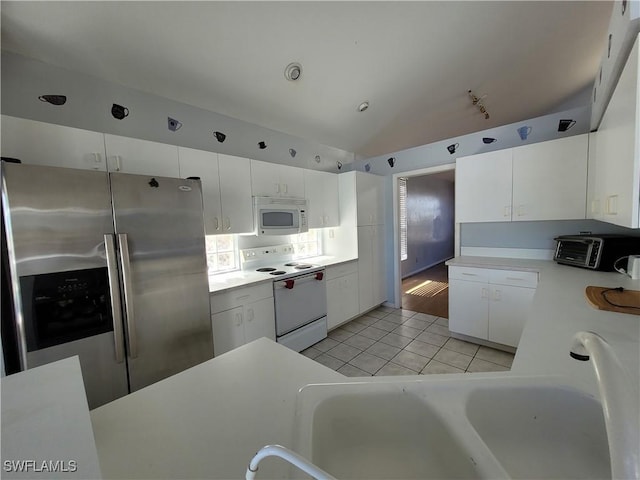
[399,178,408,261]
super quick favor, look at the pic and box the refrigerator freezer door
[1,163,114,276]
[109,173,213,391]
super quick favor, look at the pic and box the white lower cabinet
[210,283,275,356]
[448,266,537,348]
[326,261,359,330]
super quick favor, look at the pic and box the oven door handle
[104,234,125,363]
[117,233,138,359]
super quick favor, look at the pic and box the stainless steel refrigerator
[1,162,213,408]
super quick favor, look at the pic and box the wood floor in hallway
[402,261,449,318]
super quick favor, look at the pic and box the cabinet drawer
[325,261,358,280]
[210,282,273,314]
[448,266,490,283]
[488,269,538,288]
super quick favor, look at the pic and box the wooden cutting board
[585,286,640,316]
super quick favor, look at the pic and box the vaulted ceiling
[1,1,613,158]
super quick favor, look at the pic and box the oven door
[273,271,327,336]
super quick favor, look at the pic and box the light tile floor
[302,306,515,377]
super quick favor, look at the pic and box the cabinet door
[104,134,180,177]
[326,278,343,330]
[455,150,512,223]
[211,307,245,356]
[512,135,588,221]
[279,165,305,198]
[356,172,384,225]
[1,115,106,171]
[592,35,640,228]
[251,160,280,196]
[178,147,222,235]
[243,297,275,343]
[372,224,386,305]
[218,154,254,233]
[488,285,535,347]
[342,272,360,322]
[357,225,374,312]
[448,279,489,339]
[305,170,340,228]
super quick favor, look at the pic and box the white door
[104,134,180,177]
[512,135,588,221]
[211,307,245,356]
[243,297,276,343]
[448,279,489,339]
[218,154,254,234]
[178,147,222,234]
[1,115,106,171]
[456,150,513,223]
[488,285,535,347]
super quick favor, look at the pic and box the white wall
[401,174,454,278]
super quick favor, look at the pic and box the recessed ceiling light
[357,101,370,112]
[284,62,302,81]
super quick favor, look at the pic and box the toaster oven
[553,234,640,271]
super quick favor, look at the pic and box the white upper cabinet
[512,134,588,221]
[217,154,254,234]
[104,134,179,177]
[250,160,305,198]
[589,33,640,229]
[304,170,340,228]
[456,149,513,223]
[456,135,588,224]
[178,148,254,235]
[1,115,106,171]
[356,172,385,226]
[178,148,222,234]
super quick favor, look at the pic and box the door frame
[390,163,456,309]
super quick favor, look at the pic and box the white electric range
[241,245,327,352]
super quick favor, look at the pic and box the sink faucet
[570,331,640,479]
[246,445,336,480]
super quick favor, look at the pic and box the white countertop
[90,338,343,479]
[208,255,357,293]
[1,357,102,479]
[448,256,640,398]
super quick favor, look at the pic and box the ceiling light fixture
[284,62,302,81]
[357,101,370,112]
[468,90,490,119]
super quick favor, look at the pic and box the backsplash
[460,219,640,251]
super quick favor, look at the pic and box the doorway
[391,164,455,317]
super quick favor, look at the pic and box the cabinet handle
[506,277,524,281]
[517,205,524,217]
[283,184,288,194]
[91,153,103,170]
[492,289,502,301]
[591,199,601,214]
[481,288,489,299]
[503,206,511,217]
[462,272,477,276]
[224,217,231,231]
[246,308,254,322]
[235,313,243,326]
[214,217,220,231]
[112,155,122,171]
[235,294,250,301]
[276,183,281,194]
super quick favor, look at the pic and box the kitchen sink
[294,375,611,479]
[465,384,610,479]
[310,391,477,479]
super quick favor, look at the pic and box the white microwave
[254,196,308,236]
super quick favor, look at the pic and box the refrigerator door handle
[105,234,126,363]
[117,233,138,358]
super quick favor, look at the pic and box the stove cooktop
[253,262,323,279]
